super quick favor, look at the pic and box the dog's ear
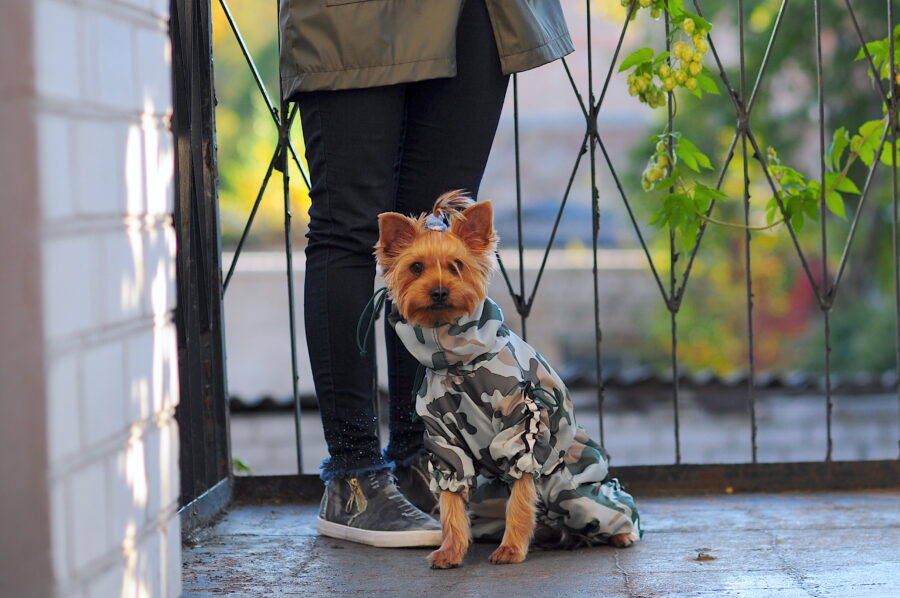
[375,213,421,267]
[451,201,496,254]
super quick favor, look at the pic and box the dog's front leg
[489,475,536,564]
[429,489,470,569]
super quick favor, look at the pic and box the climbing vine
[619,0,899,250]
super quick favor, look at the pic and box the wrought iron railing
[209,0,900,480]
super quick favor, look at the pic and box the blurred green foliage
[212,0,310,250]
[210,0,899,376]
[627,0,899,375]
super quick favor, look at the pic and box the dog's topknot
[422,190,474,231]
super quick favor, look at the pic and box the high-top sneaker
[316,470,442,547]
[393,452,439,516]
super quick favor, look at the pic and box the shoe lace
[345,478,367,514]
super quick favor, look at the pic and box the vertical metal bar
[738,0,758,463]
[814,0,834,462]
[513,73,527,339]
[282,104,303,474]
[664,7,681,465]
[276,0,303,473]
[889,0,900,458]
[587,0,605,448]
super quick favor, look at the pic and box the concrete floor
[182,490,900,597]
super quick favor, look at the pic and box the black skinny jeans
[297,0,510,479]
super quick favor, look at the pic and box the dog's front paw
[609,531,640,548]
[429,547,464,569]
[489,544,526,564]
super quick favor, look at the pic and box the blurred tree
[212,0,311,250]
[626,0,898,375]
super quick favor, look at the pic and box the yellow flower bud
[639,0,651,7]
[681,46,694,62]
[685,77,698,90]
[683,19,696,34]
[664,76,676,90]
[689,62,702,75]
[628,85,638,96]
[659,65,671,77]
[674,69,687,84]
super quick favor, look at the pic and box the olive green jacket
[279,0,573,97]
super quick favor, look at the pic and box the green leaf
[859,119,886,140]
[792,211,805,232]
[855,40,887,62]
[696,75,720,95]
[880,140,900,166]
[826,127,849,171]
[676,144,700,172]
[826,191,847,220]
[678,137,713,170]
[666,0,686,18]
[694,183,727,203]
[684,11,712,32]
[619,48,655,72]
[824,172,860,195]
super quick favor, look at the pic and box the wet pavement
[182,490,899,597]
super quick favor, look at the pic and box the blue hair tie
[424,214,449,231]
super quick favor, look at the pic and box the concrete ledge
[232,460,900,503]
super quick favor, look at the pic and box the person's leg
[298,86,406,479]
[299,86,443,548]
[385,0,511,465]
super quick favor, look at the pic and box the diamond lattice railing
[215,0,900,473]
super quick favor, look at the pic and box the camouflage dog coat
[391,298,642,546]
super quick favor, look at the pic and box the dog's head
[375,191,498,328]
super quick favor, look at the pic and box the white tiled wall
[33,0,181,596]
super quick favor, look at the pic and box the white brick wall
[30,0,182,596]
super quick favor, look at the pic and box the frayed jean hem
[319,458,390,482]
[383,446,428,470]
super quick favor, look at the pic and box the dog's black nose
[430,286,449,303]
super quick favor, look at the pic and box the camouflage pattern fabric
[390,298,641,545]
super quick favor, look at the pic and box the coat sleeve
[422,417,478,494]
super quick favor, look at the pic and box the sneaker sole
[316,517,442,548]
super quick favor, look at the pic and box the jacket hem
[282,57,456,97]
[498,32,575,75]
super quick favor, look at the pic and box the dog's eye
[451,260,465,275]
[410,262,424,275]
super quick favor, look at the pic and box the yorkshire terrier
[375,191,641,569]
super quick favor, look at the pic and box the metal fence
[196,0,900,489]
